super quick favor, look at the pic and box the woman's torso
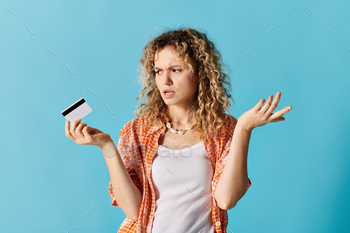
[151,126,214,232]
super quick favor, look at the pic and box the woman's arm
[214,122,251,210]
[101,138,142,220]
[215,92,291,209]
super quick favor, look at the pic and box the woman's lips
[163,91,175,98]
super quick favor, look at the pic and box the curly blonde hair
[134,27,235,141]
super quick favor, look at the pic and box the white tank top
[151,141,214,233]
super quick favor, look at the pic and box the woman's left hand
[237,91,292,131]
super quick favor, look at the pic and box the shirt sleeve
[215,115,251,199]
[108,120,143,207]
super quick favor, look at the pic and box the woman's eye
[155,70,180,74]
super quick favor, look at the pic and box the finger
[261,94,273,114]
[254,99,265,111]
[82,126,93,141]
[268,106,291,121]
[75,123,88,139]
[70,118,81,139]
[65,120,76,141]
[265,91,281,116]
[270,116,285,123]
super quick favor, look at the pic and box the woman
[65,27,292,233]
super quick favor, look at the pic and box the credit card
[61,98,92,122]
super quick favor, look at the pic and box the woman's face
[154,46,199,107]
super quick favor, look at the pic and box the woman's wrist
[236,121,253,133]
[101,138,118,158]
[100,136,113,150]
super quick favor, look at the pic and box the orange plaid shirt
[108,113,251,233]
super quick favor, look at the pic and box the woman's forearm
[102,139,142,220]
[214,122,251,210]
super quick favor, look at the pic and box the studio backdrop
[1,0,349,232]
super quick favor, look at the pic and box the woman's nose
[162,71,172,85]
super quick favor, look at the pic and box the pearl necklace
[165,122,196,135]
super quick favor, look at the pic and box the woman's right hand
[65,118,112,149]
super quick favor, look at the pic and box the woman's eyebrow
[154,65,182,70]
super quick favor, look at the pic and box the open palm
[238,91,292,131]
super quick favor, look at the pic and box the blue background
[1,0,349,232]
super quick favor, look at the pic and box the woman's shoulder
[122,115,145,128]
[120,114,155,137]
[202,114,237,144]
[221,113,238,129]
[218,113,238,140]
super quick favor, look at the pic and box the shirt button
[216,221,221,226]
